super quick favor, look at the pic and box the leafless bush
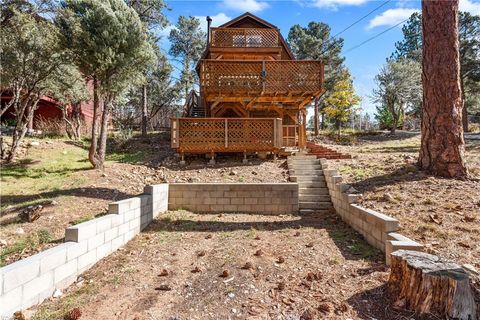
[35,117,66,137]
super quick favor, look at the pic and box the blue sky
[159,0,480,118]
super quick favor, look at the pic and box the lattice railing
[210,28,279,48]
[171,118,282,153]
[200,60,323,93]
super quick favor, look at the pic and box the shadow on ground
[346,284,442,320]
[0,187,134,211]
[146,211,384,265]
[350,165,430,193]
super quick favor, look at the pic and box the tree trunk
[141,84,148,137]
[88,77,102,168]
[419,0,468,178]
[6,98,38,163]
[97,97,112,169]
[314,97,319,136]
[388,250,477,320]
[461,76,469,132]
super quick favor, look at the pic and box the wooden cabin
[171,12,324,160]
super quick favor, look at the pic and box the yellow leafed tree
[323,69,361,132]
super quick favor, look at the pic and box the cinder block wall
[319,160,422,263]
[169,183,298,214]
[0,184,168,317]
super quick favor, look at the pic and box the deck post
[180,152,185,165]
[209,152,216,165]
[242,151,248,164]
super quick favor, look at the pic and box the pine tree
[287,22,345,134]
[57,0,155,168]
[420,0,468,178]
[168,16,206,101]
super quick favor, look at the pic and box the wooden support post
[209,152,216,165]
[180,152,185,166]
[242,151,248,164]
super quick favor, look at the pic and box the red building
[1,90,95,130]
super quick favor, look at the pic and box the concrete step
[299,201,333,210]
[299,194,331,202]
[287,164,322,170]
[299,187,329,195]
[288,158,320,163]
[288,169,323,175]
[288,155,318,160]
[290,176,325,183]
[299,208,334,215]
[297,181,327,188]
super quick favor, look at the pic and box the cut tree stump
[389,250,477,320]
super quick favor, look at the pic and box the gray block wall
[0,184,169,317]
[168,183,299,214]
[320,160,422,264]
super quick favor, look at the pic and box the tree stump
[389,250,477,320]
[18,205,43,222]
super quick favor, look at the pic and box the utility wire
[331,0,391,40]
[319,0,392,56]
[343,18,409,54]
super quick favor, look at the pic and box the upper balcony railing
[210,27,280,48]
[200,60,323,94]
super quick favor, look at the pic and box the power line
[331,0,391,40]
[319,0,392,56]
[344,18,409,54]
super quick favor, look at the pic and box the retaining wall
[319,159,423,264]
[0,184,169,317]
[168,183,298,214]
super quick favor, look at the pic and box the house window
[246,35,262,47]
[232,35,246,47]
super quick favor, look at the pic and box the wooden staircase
[306,142,351,160]
[287,154,334,215]
[182,90,206,118]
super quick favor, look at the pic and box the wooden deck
[210,27,279,48]
[171,118,283,154]
[200,60,323,97]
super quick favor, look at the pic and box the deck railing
[210,27,279,48]
[200,60,323,94]
[171,118,283,153]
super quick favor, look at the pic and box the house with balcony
[171,12,324,160]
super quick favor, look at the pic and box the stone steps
[287,154,333,215]
[290,175,325,182]
[298,187,329,195]
[299,194,331,202]
[297,181,327,188]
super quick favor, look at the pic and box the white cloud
[460,0,480,15]
[196,13,232,32]
[158,25,175,40]
[222,0,269,12]
[311,0,369,10]
[367,8,419,29]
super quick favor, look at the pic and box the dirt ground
[321,131,480,268]
[0,133,288,266]
[31,210,439,320]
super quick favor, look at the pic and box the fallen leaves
[219,270,229,278]
[158,269,169,277]
[254,249,264,257]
